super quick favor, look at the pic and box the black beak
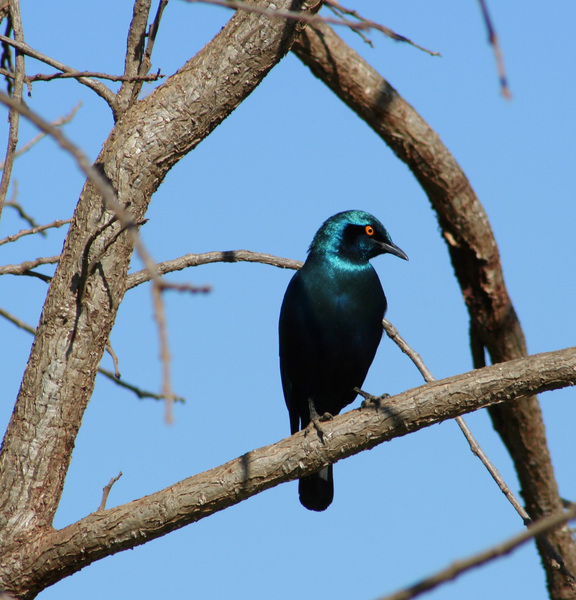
[380,239,409,261]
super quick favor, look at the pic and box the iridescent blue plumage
[279,210,408,511]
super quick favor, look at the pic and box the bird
[279,210,408,511]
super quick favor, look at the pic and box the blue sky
[1,1,575,599]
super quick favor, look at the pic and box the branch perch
[3,346,575,598]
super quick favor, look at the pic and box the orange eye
[365,225,374,236]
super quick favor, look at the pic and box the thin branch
[477,0,510,99]
[325,1,373,47]
[3,186,42,230]
[25,70,163,84]
[105,342,121,379]
[0,0,25,221]
[0,305,35,334]
[127,250,303,289]
[97,366,185,403]
[116,0,168,115]
[97,472,123,512]
[378,503,576,600]
[116,0,154,113]
[0,102,81,169]
[0,306,183,403]
[0,17,14,95]
[0,254,60,276]
[0,33,116,107]
[0,218,71,246]
[158,280,211,294]
[189,0,440,56]
[142,1,168,75]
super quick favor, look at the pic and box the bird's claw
[355,387,390,409]
[305,413,333,444]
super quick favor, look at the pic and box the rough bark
[2,347,575,599]
[0,0,320,595]
[292,22,576,598]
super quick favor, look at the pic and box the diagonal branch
[3,347,576,598]
[0,33,116,107]
[291,21,576,593]
[379,503,576,600]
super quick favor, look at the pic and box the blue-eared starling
[279,210,408,511]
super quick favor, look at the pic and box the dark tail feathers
[298,465,334,511]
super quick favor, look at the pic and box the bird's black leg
[305,398,332,443]
[355,387,390,409]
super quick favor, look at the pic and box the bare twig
[127,250,303,289]
[152,282,175,423]
[98,366,185,403]
[0,17,14,94]
[190,0,440,56]
[0,255,60,276]
[0,103,81,169]
[105,342,121,379]
[324,0,374,47]
[378,503,576,600]
[477,0,510,99]
[0,306,183,403]
[142,1,168,75]
[116,0,168,114]
[3,186,43,230]
[0,33,116,107]
[97,472,123,512]
[25,70,163,84]
[116,0,154,113]
[0,218,71,246]
[0,305,35,334]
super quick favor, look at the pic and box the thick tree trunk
[0,1,320,596]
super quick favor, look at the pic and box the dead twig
[105,342,121,379]
[0,218,71,246]
[0,255,60,276]
[477,0,511,99]
[97,472,123,512]
[0,33,116,107]
[190,0,440,56]
[0,306,184,403]
[127,250,302,289]
[98,366,185,403]
[0,103,81,170]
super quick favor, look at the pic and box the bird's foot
[305,412,333,444]
[355,387,390,409]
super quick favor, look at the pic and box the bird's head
[308,210,408,263]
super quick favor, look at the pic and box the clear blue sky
[1,2,575,599]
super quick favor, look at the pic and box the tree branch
[291,22,576,593]
[0,33,116,107]
[3,347,575,598]
[379,503,576,600]
[126,250,303,289]
[0,0,25,221]
[0,0,322,562]
[192,0,440,55]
